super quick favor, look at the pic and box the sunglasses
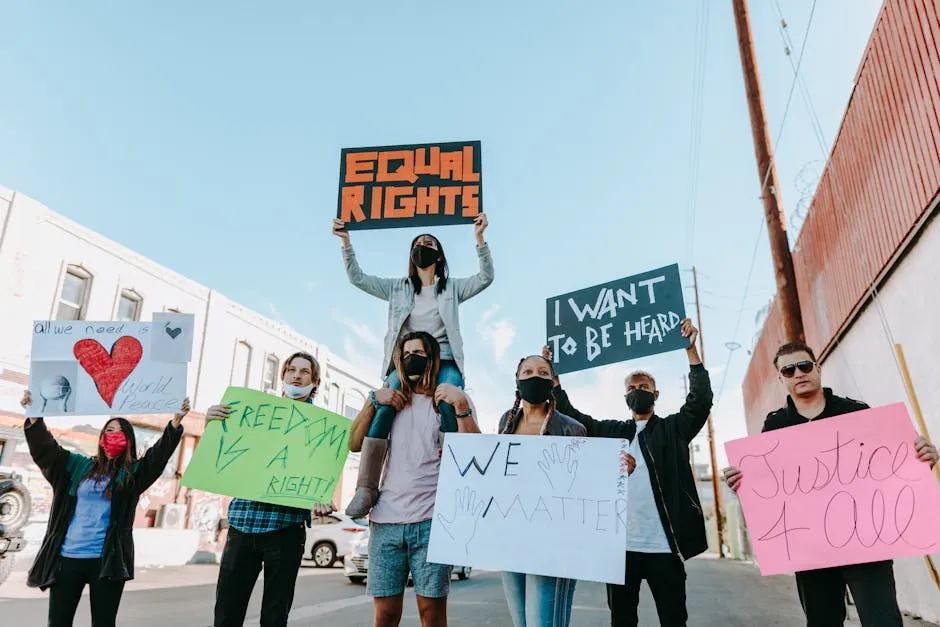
[779,361,815,378]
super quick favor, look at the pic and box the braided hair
[501,355,555,435]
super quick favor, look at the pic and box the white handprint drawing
[437,486,485,556]
[538,442,579,492]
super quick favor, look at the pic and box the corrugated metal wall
[742,0,940,434]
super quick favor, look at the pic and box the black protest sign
[337,140,483,231]
[545,263,688,375]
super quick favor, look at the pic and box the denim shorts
[366,519,452,598]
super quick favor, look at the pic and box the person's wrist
[369,390,381,409]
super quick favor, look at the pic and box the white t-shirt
[369,393,476,524]
[625,420,673,553]
[402,287,452,360]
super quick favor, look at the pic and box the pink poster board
[725,402,940,576]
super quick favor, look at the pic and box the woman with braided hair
[497,354,586,627]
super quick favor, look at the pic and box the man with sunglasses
[723,340,938,627]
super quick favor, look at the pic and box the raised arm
[454,214,495,302]
[132,398,190,491]
[541,346,631,439]
[674,364,714,442]
[333,218,396,301]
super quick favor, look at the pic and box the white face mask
[283,382,315,400]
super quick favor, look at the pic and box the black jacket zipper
[639,423,685,560]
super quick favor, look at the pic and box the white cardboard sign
[427,433,630,584]
[27,315,195,417]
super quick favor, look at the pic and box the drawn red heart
[73,336,144,407]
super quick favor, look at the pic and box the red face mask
[100,431,128,458]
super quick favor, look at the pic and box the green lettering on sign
[181,386,351,508]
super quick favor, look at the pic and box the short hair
[625,370,657,389]
[772,341,817,368]
[281,351,321,383]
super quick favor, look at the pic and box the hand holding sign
[331,218,350,247]
[474,213,488,245]
[538,442,579,492]
[914,436,939,467]
[680,318,698,349]
[437,486,485,556]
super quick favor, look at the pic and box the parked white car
[303,513,368,568]
[343,527,471,584]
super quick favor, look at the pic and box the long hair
[393,331,441,405]
[86,417,138,499]
[501,355,556,435]
[407,233,449,295]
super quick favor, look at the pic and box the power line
[685,0,711,265]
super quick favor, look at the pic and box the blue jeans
[367,359,463,438]
[501,572,577,627]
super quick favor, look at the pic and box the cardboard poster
[181,387,352,508]
[427,433,631,584]
[725,403,940,575]
[27,315,195,417]
[546,263,688,375]
[337,140,482,231]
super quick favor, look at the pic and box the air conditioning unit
[156,503,187,530]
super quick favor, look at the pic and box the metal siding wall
[742,0,940,432]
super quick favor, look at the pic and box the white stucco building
[0,185,377,562]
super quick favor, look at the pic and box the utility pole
[691,266,725,558]
[731,0,805,343]
[683,375,696,476]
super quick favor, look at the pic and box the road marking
[245,594,372,623]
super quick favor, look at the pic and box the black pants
[606,551,687,626]
[48,557,125,627]
[795,560,903,627]
[213,524,305,627]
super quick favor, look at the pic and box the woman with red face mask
[19,389,190,627]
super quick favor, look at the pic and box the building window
[56,266,92,321]
[231,341,252,386]
[116,289,142,321]
[262,354,279,393]
[331,383,342,413]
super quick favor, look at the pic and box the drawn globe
[40,376,71,401]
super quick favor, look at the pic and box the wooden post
[894,343,940,589]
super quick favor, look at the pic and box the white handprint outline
[437,486,485,556]
[538,442,579,492]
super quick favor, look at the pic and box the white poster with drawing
[27,314,195,418]
[427,433,631,584]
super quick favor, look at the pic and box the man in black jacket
[724,341,938,627]
[547,318,713,627]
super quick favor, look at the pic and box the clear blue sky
[0,1,882,453]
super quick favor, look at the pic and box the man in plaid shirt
[207,351,335,627]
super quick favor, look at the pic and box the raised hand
[332,218,350,247]
[473,213,488,245]
[437,486,485,556]
[172,397,192,427]
[538,442,579,492]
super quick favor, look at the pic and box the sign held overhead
[337,140,483,231]
[545,263,688,375]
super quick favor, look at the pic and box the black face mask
[402,353,429,377]
[411,244,440,269]
[625,389,656,414]
[517,376,554,404]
